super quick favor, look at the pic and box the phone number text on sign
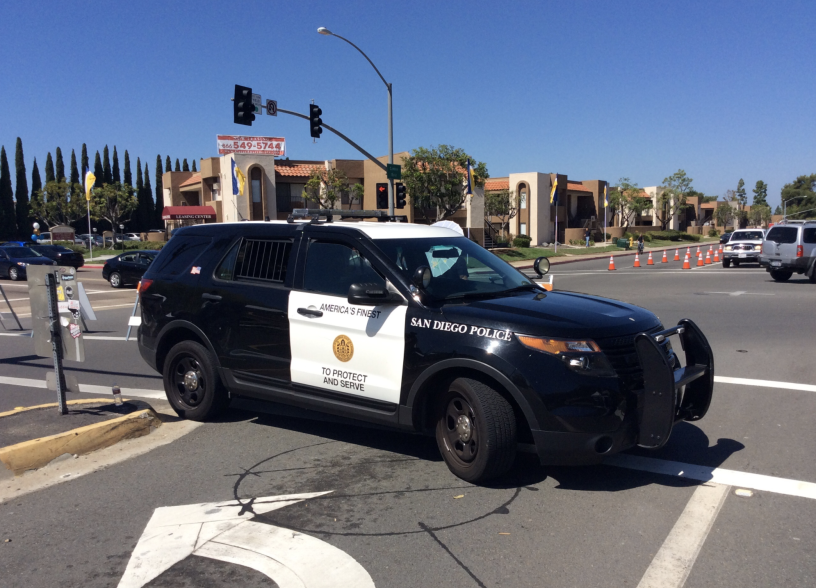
[216,135,286,156]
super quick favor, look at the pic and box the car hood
[15,258,54,265]
[728,239,762,244]
[443,290,661,340]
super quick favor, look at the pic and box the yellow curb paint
[0,408,161,476]
[0,398,131,419]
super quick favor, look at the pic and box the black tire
[8,267,19,281]
[109,271,122,288]
[770,269,792,282]
[163,340,229,421]
[435,377,517,483]
[722,259,731,268]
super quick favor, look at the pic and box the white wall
[509,172,552,245]
[219,154,277,221]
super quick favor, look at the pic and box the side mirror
[533,256,550,277]
[412,266,431,289]
[348,282,400,306]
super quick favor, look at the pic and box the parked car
[719,232,733,245]
[759,220,816,282]
[77,234,104,247]
[125,233,142,241]
[0,246,57,280]
[102,250,159,288]
[28,244,85,268]
[721,229,765,268]
[136,215,715,483]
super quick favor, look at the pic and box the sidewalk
[508,242,716,269]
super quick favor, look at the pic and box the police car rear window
[152,236,212,276]
[216,239,292,283]
[765,227,798,244]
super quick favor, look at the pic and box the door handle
[202,293,222,301]
[297,307,323,318]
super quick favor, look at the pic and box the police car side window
[303,241,383,297]
[215,238,292,283]
[152,236,212,276]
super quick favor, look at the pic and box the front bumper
[723,251,760,261]
[531,319,714,465]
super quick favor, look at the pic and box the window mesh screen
[235,239,292,283]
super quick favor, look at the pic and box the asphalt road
[0,261,814,588]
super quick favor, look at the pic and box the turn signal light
[137,279,153,295]
[517,336,601,355]
[797,245,803,257]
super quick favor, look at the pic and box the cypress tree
[124,150,132,186]
[31,159,42,204]
[165,155,171,173]
[175,158,180,172]
[70,150,79,185]
[81,143,89,174]
[155,155,164,227]
[103,145,112,184]
[112,146,120,183]
[0,147,17,239]
[192,160,197,172]
[45,152,55,183]
[15,138,30,239]
[144,162,154,229]
[182,158,190,172]
[93,151,103,187]
[55,147,65,182]
[136,157,145,231]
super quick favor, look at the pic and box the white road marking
[714,375,816,393]
[607,454,816,500]
[12,302,134,317]
[546,270,758,276]
[118,492,375,588]
[704,291,774,296]
[636,482,729,588]
[0,332,133,341]
[0,376,164,399]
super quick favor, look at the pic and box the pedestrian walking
[585,228,591,248]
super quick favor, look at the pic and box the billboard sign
[217,135,285,156]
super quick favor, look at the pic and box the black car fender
[152,319,221,374]
[401,357,540,432]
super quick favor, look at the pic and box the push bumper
[722,251,759,261]
[530,319,714,465]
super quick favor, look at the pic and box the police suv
[137,211,714,483]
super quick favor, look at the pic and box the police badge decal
[332,335,354,362]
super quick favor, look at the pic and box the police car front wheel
[163,340,229,421]
[435,378,517,483]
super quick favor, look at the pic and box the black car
[0,246,57,280]
[102,250,158,288]
[137,214,714,483]
[719,232,733,244]
[29,244,85,268]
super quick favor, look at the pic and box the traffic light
[376,183,388,209]
[233,85,255,126]
[309,104,323,138]
[395,183,407,209]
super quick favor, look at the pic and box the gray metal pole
[388,82,394,216]
[46,273,68,415]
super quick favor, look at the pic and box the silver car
[759,220,816,282]
[722,229,765,268]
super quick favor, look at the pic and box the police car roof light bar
[286,209,408,224]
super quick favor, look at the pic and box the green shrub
[642,233,653,242]
[513,235,532,248]
[708,228,719,237]
[623,232,634,240]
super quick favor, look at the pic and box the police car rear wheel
[163,341,229,421]
[435,378,517,483]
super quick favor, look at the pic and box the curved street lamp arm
[330,33,390,89]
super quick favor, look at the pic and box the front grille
[595,325,663,390]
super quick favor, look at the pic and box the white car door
[288,238,407,405]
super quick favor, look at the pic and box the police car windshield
[373,237,537,301]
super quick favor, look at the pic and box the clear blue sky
[2,0,814,209]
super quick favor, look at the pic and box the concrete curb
[0,398,130,419]
[0,408,162,476]
[511,243,719,269]
[83,264,105,268]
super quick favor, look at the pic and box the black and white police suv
[137,211,714,483]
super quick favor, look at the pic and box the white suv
[760,220,816,282]
[722,229,765,268]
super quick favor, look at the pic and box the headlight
[756,245,762,253]
[724,245,732,251]
[16,262,26,266]
[516,335,617,377]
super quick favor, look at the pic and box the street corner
[0,398,163,477]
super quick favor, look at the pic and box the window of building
[519,188,527,209]
[276,182,292,213]
[251,168,262,204]
[520,223,527,235]
[304,242,383,297]
[290,184,307,207]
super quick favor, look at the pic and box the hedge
[513,235,532,248]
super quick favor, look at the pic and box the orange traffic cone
[686,246,691,257]
[661,250,668,263]
[682,253,691,269]
[647,251,655,265]
[713,247,720,262]
[704,250,712,265]
[674,249,680,261]
[633,253,641,268]
[697,252,705,266]
[608,255,616,271]
[696,247,702,258]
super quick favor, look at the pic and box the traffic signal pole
[387,82,394,216]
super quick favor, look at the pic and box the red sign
[217,135,285,156]
[161,206,217,221]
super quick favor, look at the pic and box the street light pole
[782,197,802,222]
[318,27,394,216]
